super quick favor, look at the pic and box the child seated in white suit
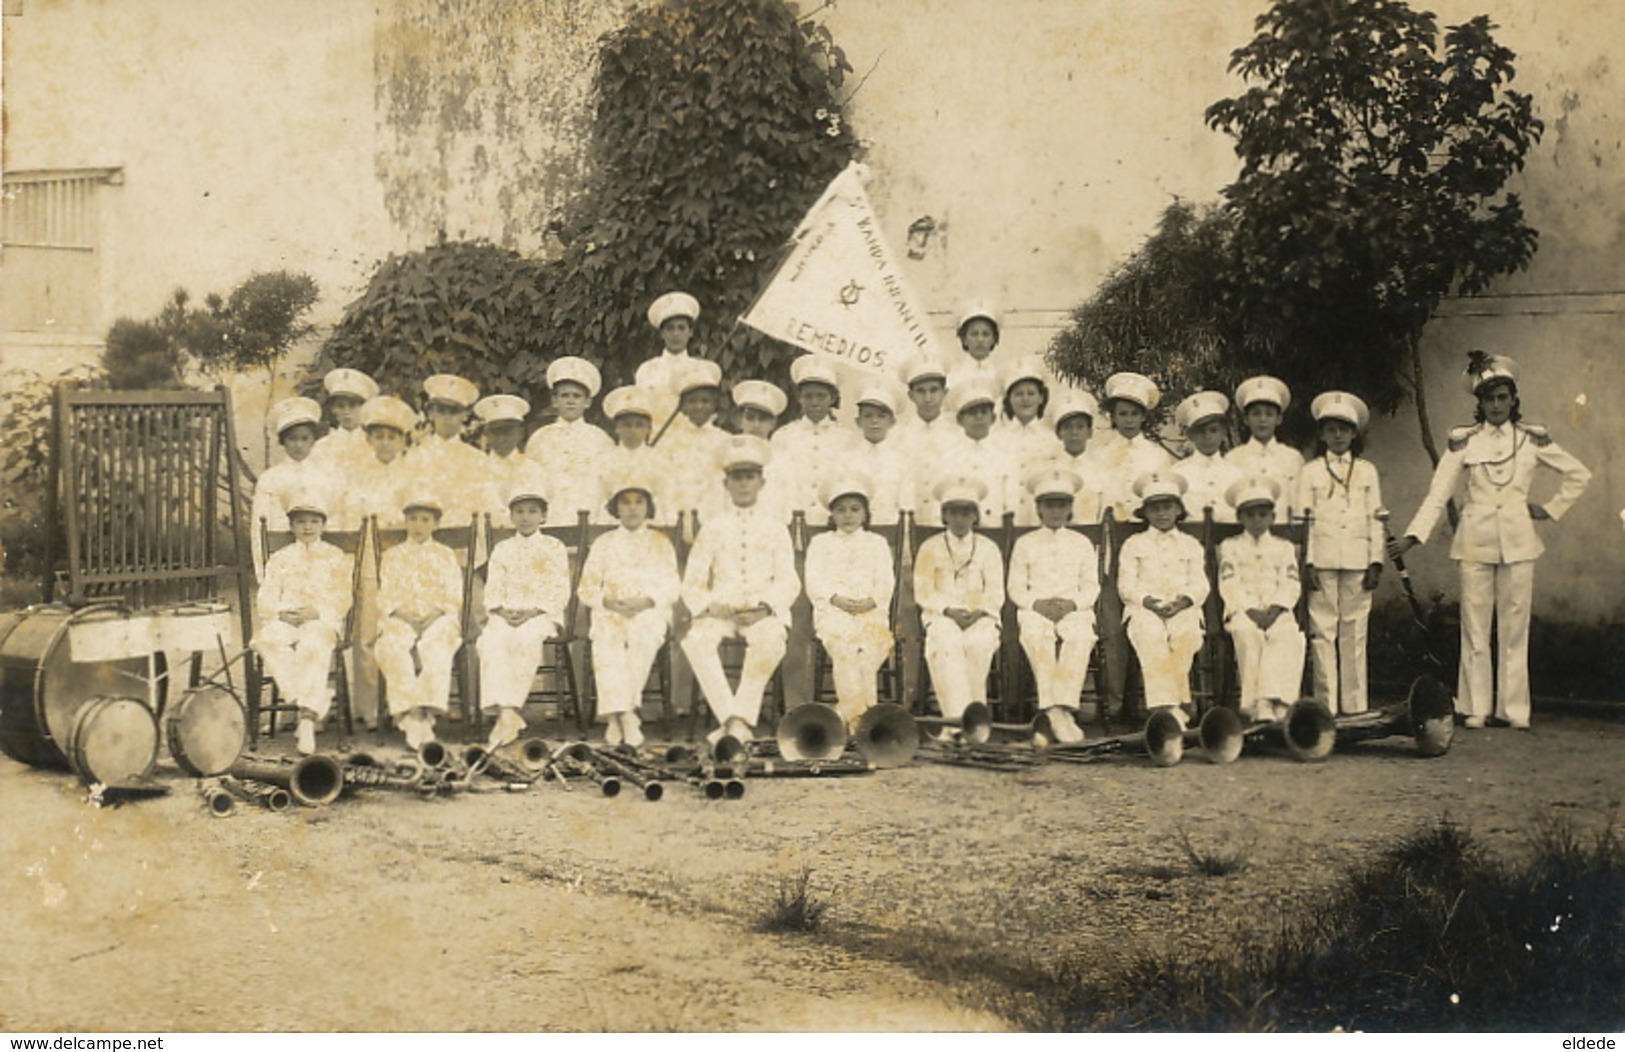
[1117,472,1207,726]
[804,475,896,730]
[477,482,570,748]
[1217,477,1307,722]
[578,478,681,749]
[254,490,353,755]
[912,477,1005,722]
[375,496,464,748]
[1008,467,1099,744]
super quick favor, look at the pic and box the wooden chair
[248,519,364,743]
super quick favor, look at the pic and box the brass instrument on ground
[229,753,345,806]
[1334,674,1455,757]
[849,703,920,767]
[1197,698,1337,764]
[219,775,292,812]
[1036,707,1190,767]
[199,782,237,818]
[775,703,847,762]
[585,747,668,801]
[740,757,875,777]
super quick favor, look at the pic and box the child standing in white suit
[478,483,570,748]
[804,476,896,729]
[1117,472,1207,724]
[578,478,681,748]
[1295,391,1384,714]
[1008,467,1099,743]
[375,496,464,748]
[1218,477,1307,722]
[254,490,353,755]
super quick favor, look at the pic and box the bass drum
[165,683,246,776]
[0,606,152,770]
[68,695,158,786]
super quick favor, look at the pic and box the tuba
[775,703,848,762]
[1334,674,1455,757]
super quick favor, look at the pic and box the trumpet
[1334,674,1455,757]
[1196,698,1337,764]
[230,753,346,807]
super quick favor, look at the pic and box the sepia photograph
[1,0,1620,1035]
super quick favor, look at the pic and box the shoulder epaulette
[1517,422,1551,446]
[1446,423,1480,452]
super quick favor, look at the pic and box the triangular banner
[742,163,941,377]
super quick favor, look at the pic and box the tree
[1049,0,1542,460]
[1205,0,1542,463]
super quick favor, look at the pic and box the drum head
[0,609,148,770]
[166,684,246,776]
[69,697,158,786]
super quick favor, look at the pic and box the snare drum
[67,695,158,786]
[165,683,246,776]
[0,607,152,770]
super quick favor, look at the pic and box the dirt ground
[2,705,1621,1033]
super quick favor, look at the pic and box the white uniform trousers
[1458,559,1533,725]
[375,616,461,716]
[1227,615,1307,721]
[1126,608,1203,711]
[590,609,668,718]
[1307,570,1372,714]
[681,614,788,728]
[254,620,340,718]
[815,608,893,726]
[922,614,1000,720]
[477,615,561,713]
[1018,609,1095,713]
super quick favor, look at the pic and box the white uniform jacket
[405,434,489,529]
[634,350,694,396]
[577,525,681,617]
[339,456,408,531]
[1225,438,1305,509]
[1217,531,1301,620]
[1117,527,1209,620]
[932,432,1008,526]
[251,457,333,570]
[309,427,371,474]
[804,528,895,622]
[1403,422,1590,564]
[681,504,800,619]
[657,417,731,519]
[772,416,860,527]
[257,539,353,629]
[525,417,613,524]
[1008,527,1100,613]
[1096,432,1175,524]
[1176,451,1243,525]
[378,538,463,623]
[850,438,914,526]
[913,531,1004,623]
[1295,454,1383,570]
[484,530,571,620]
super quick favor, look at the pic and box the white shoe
[623,714,645,749]
[1462,715,1486,729]
[401,713,431,750]
[295,718,317,756]
[1046,708,1086,745]
[487,709,525,749]
[604,715,624,748]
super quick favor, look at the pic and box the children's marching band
[252,293,1590,755]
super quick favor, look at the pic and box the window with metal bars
[1,167,121,333]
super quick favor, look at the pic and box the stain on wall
[375,0,627,255]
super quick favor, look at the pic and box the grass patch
[1052,815,1625,1031]
[757,867,830,934]
[1175,825,1253,876]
